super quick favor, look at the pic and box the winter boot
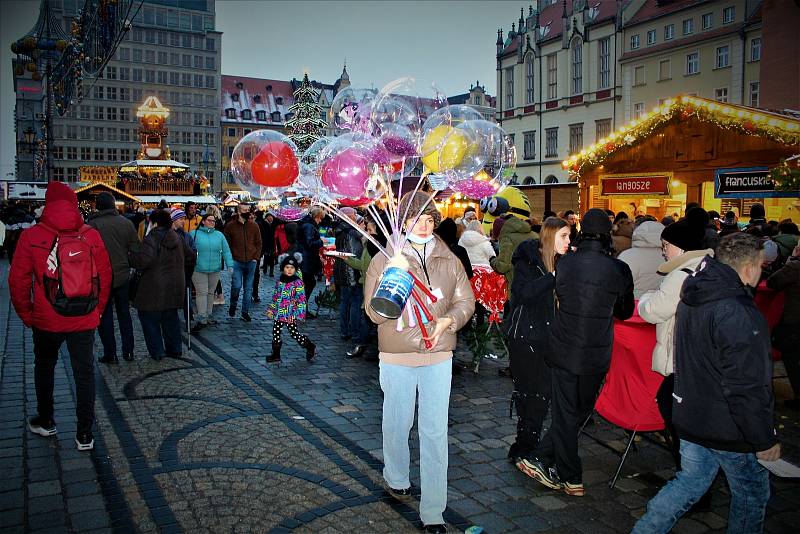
[304,339,317,362]
[266,342,282,363]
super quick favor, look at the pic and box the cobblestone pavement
[1,260,798,533]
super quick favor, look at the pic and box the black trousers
[508,337,552,458]
[262,252,274,275]
[534,367,605,484]
[303,270,317,306]
[272,320,308,347]
[252,256,261,299]
[656,374,682,467]
[774,322,800,399]
[32,328,96,433]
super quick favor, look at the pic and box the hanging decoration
[770,156,800,192]
[563,95,800,179]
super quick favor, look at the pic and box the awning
[73,181,141,203]
[135,195,219,204]
[119,159,189,168]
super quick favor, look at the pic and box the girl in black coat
[505,217,571,463]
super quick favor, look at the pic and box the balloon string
[366,203,395,252]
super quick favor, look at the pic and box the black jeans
[252,256,261,299]
[97,283,135,358]
[508,337,552,458]
[303,270,318,307]
[534,367,605,484]
[32,328,96,433]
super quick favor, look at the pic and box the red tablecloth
[321,245,336,284]
[595,307,664,432]
[470,266,507,323]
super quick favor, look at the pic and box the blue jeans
[379,359,452,525]
[633,439,770,534]
[97,283,134,358]
[231,260,257,314]
[338,285,363,339]
[137,309,182,357]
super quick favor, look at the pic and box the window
[545,128,558,158]
[598,37,610,89]
[633,102,645,120]
[474,94,482,106]
[664,24,674,40]
[107,127,117,141]
[79,126,90,139]
[181,73,190,87]
[716,45,730,68]
[571,38,582,95]
[66,147,77,160]
[206,38,215,51]
[657,59,671,81]
[242,109,252,120]
[66,168,78,181]
[182,34,191,48]
[53,146,63,159]
[107,148,117,162]
[120,108,130,121]
[256,110,266,121]
[93,85,104,99]
[686,52,700,75]
[133,68,142,82]
[107,87,117,100]
[630,34,640,50]
[120,128,129,142]
[158,30,167,45]
[634,65,646,86]
[94,127,104,140]
[596,119,611,141]
[133,48,142,62]
[523,131,536,160]
[715,88,729,102]
[205,56,215,70]
[193,93,203,107]
[81,147,90,160]
[169,72,178,86]
[145,50,155,63]
[723,6,735,24]
[170,31,179,46]
[157,71,167,84]
[120,87,129,101]
[94,106,104,120]
[53,167,64,181]
[132,28,142,42]
[106,66,117,80]
[751,38,761,61]
[169,52,179,66]
[205,76,215,89]
[145,70,155,83]
[702,13,713,30]
[683,18,693,35]
[547,54,558,100]
[107,107,117,120]
[525,55,535,103]
[79,105,90,119]
[505,67,514,109]
[194,74,203,88]
[749,81,760,107]
[158,51,167,64]
[194,132,203,144]
[569,124,583,155]
[647,30,656,45]
[120,67,130,81]
[194,55,202,69]
[66,125,77,139]
[205,133,215,145]
[227,127,236,137]
[182,54,191,67]
[225,108,236,120]
[119,47,130,61]
[194,113,204,126]
[94,148,104,161]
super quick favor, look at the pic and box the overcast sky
[1,0,525,179]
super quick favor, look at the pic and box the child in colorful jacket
[266,253,316,363]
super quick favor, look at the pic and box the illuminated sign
[600,173,672,197]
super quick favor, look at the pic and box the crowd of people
[4,183,798,533]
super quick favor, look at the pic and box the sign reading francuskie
[600,173,672,197]
[715,167,798,198]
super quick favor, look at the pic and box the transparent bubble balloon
[329,87,377,134]
[317,132,391,205]
[450,121,518,198]
[231,130,300,199]
[371,77,447,132]
[419,105,485,174]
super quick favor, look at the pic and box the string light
[563,95,800,178]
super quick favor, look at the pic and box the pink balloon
[321,147,371,199]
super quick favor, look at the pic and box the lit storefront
[565,96,800,221]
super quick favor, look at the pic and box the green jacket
[774,233,799,261]
[343,246,373,285]
[490,217,536,301]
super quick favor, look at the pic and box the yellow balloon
[421,125,467,173]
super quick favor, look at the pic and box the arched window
[525,53,535,104]
[571,37,583,95]
[544,175,559,184]
[523,176,536,185]
[242,109,252,120]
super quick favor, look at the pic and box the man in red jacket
[9,182,112,451]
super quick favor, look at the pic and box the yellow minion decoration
[479,186,531,235]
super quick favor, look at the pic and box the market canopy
[73,181,140,203]
[119,159,190,173]
[135,195,218,205]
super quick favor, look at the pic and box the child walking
[266,254,316,363]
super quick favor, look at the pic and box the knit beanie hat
[661,207,709,251]
[581,208,613,235]
[750,202,765,220]
[339,206,357,219]
[279,252,302,271]
[170,208,186,222]
[397,191,441,228]
[96,192,116,211]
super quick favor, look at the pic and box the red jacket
[9,182,112,332]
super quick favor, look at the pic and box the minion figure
[479,186,531,237]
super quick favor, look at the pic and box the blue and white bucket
[371,266,414,319]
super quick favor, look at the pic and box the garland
[770,157,800,192]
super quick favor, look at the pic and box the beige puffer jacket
[364,236,476,364]
[638,249,713,376]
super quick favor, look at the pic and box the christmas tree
[287,73,327,153]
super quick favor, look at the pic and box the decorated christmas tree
[287,73,327,153]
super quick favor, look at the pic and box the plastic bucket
[371,266,414,319]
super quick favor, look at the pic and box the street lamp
[21,126,36,153]
[511,172,518,185]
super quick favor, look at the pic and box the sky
[1,0,525,180]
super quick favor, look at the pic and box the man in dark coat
[634,233,779,533]
[333,208,365,341]
[89,192,140,363]
[522,209,633,497]
[296,207,325,316]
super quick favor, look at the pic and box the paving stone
[27,511,66,530]
[0,490,24,511]
[530,495,568,511]
[27,480,62,498]
[67,494,107,514]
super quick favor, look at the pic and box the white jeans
[192,271,220,322]
[379,359,451,525]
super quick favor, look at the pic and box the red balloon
[339,197,370,207]
[251,141,299,187]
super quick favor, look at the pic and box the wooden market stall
[565,96,800,221]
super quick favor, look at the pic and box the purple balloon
[321,148,371,199]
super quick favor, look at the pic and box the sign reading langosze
[600,173,672,197]
[715,167,798,198]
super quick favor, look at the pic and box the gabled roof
[625,0,707,26]
[73,182,141,203]
[564,95,800,177]
[221,75,295,124]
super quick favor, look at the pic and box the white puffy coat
[458,230,496,267]
[618,221,665,299]
[638,249,713,376]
